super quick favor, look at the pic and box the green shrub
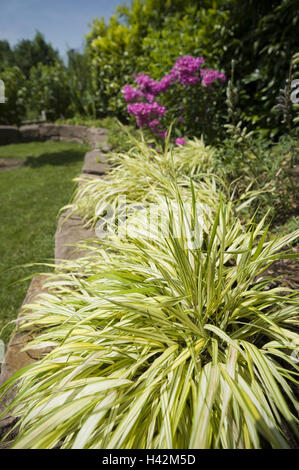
[219,0,299,135]
[215,130,299,225]
[86,15,137,118]
[27,63,72,121]
[66,49,96,118]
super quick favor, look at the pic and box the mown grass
[0,141,89,345]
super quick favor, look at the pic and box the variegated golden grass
[64,134,223,227]
[0,135,298,449]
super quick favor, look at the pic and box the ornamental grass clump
[0,173,298,448]
[66,134,220,227]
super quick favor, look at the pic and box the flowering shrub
[122,56,226,144]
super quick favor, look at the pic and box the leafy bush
[140,0,299,135]
[0,66,27,125]
[86,15,136,118]
[215,129,299,226]
[218,0,299,134]
[27,63,72,121]
[66,49,96,118]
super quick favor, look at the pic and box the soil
[259,244,299,290]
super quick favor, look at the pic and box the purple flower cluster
[175,137,186,146]
[200,69,226,88]
[170,56,205,87]
[127,102,166,128]
[128,73,174,103]
[122,55,226,145]
[122,85,143,102]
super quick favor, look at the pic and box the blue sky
[0,0,126,57]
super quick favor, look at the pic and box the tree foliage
[67,49,96,118]
[0,40,14,72]
[27,63,72,121]
[12,31,60,78]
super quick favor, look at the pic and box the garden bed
[0,138,297,449]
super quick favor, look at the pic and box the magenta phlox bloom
[149,119,160,130]
[135,73,174,97]
[175,137,186,146]
[144,93,156,103]
[200,69,226,87]
[136,74,159,95]
[127,102,166,128]
[154,74,174,94]
[170,56,204,86]
[123,56,225,141]
[122,84,143,102]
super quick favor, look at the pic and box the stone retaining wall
[0,138,111,447]
[0,124,107,149]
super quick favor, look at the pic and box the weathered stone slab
[0,126,20,145]
[59,136,84,144]
[55,212,95,263]
[0,275,51,444]
[39,124,60,140]
[19,124,40,142]
[86,127,108,148]
[1,123,109,147]
[0,275,50,386]
[58,125,87,142]
[82,150,110,175]
[100,144,112,153]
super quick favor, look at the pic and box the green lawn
[0,141,89,345]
